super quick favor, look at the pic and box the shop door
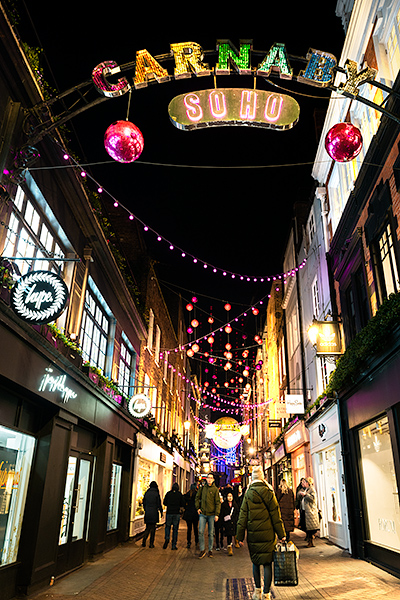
[56,452,95,576]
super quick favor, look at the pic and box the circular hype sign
[11,270,69,325]
[127,393,151,418]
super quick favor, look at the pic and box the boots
[228,544,233,556]
[252,589,261,600]
[262,593,271,600]
[307,535,315,547]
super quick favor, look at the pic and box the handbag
[273,542,299,586]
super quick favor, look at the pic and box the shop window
[2,185,68,275]
[119,338,135,397]
[81,287,110,371]
[358,416,400,551]
[311,276,320,318]
[375,222,400,299]
[386,7,400,82]
[135,458,155,517]
[0,426,35,565]
[107,464,122,531]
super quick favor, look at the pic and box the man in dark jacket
[236,466,286,600]
[163,482,184,550]
[142,481,163,548]
[195,472,221,558]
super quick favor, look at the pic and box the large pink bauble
[325,122,363,162]
[104,120,144,163]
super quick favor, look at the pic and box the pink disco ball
[325,122,363,162]
[104,120,144,163]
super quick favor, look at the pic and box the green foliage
[47,323,83,355]
[0,266,15,289]
[326,292,400,395]
[21,43,55,100]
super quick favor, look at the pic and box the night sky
[14,2,346,400]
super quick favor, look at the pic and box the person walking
[297,477,319,547]
[276,479,295,542]
[214,488,224,550]
[142,481,163,548]
[163,482,184,550]
[195,472,221,558]
[236,466,286,600]
[183,483,199,549]
[295,477,308,535]
[220,491,239,555]
[234,483,245,547]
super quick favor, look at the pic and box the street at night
[1,2,400,600]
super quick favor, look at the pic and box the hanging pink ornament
[104,120,144,163]
[192,343,200,353]
[187,348,194,357]
[186,303,194,311]
[207,336,214,344]
[225,325,232,334]
[224,303,231,311]
[191,319,199,328]
[325,122,363,162]
[208,316,214,324]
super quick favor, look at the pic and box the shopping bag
[273,542,299,586]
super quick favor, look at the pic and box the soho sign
[11,270,69,324]
[168,88,299,131]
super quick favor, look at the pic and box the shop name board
[315,321,341,355]
[92,40,377,98]
[168,88,299,131]
[128,393,151,418]
[285,394,304,414]
[11,270,69,325]
[38,368,77,403]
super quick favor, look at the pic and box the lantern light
[191,319,199,328]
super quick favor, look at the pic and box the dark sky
[15,2,346,392]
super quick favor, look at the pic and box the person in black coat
[142,481,163,548]
[276,479,295,542]
[183,483,199,549]
[163,482,184,549]
[219,492,239,555]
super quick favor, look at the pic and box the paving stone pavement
[26,527,400,600]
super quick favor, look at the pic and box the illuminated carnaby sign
[92,40,377,98]
[11,270,69,325]
[128,393,151,418]
[168,88,300,131]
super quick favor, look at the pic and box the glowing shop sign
[168,88,299,131]
[315,321,341,355]
[92,40,377,98]
[11,270,69,325]
[39,368,77,403]
[128,393,151,418]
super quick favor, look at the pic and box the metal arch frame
[21,48,400,152]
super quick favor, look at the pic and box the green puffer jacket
[195,483,221,516]
[236,481,286,565]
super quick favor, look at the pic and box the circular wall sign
[11,270,69,325]
[127,393,151,418]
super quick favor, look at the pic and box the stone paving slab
[26,528,400,600]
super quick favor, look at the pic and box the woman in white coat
[298,477,319,547]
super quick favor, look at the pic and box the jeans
[199,514,215,552]
[165,514,180,548]
[252,563,272,594]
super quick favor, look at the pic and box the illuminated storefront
[307,402,350,551]
[283,420,311,491]
[131,433,173,537]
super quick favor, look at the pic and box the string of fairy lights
[28,145,307,284]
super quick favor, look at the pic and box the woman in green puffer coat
[236,466,286,600]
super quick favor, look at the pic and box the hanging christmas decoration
[324,122,363,162]
[104,120,144,163]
